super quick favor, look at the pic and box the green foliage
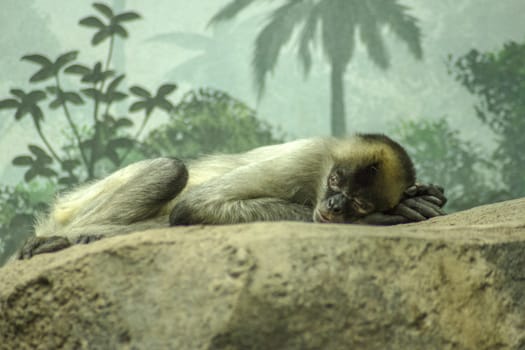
[449,41,525,197]
[0,2,176,185]
[210,0,423,135]
[79,2,141,45]
[0,2,176,264]
[144,88,283,159]
[392,118,506,212]
[0,183,54,265]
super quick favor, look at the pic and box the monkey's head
[314,134,415,223]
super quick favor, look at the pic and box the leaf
[64,92,84,105]
[49,98,62,109]
[15,105,31,120]
[27,90,46,102]
[109,137,134,149]
[255,1,312,96]
[112,24,128,38]
[21,54,52,67]
[65,64,91,75]
[12,156,33,166]
[92,29,111,45]
[157,84,177,97]
[28,145,49,159]
[208,0,258,25]
[298,7,320,75]
[24,168,37,182]
[107,74,125,92]
[38,167,58,178]
[79,16,105,28]
[115,117,133,128]
[29,67,55,82]
[61,159,80,171]
[30,105,44,122]
[58,176,78,186]
[104,149,120,165]
[93,3,113,18]
[10,89,25,99]
[46,86,58,94]
[110,92,127,102]
[129,101,147,112]
[55,51,79,69]
[129,85,151,98]
[157,99,174,112]
[0,99,19,110]
[113,12,140,22]
[82,88,103,101]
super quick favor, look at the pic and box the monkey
[16,134,446,259]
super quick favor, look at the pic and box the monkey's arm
[170,160,315,225]
[355,183,447,225]
[170,196,313,225]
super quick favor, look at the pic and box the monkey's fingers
[423,185,447,205]
[414,197,446,216]
[419,195,445,207]
[356,213,410,225]
[403,198,446,218]
[391,203,427,222]
[405,183,447,206]
[17,236,72,260]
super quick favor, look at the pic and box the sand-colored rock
[1,198,525,349]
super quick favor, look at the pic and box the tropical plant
[0,2,177,187]
[144,88,283,159]
[448,41,525,198]
[0,2,178,265]
[210,0,423,136]
[0,182,54,265]
[392,118,506,212]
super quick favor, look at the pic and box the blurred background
[1,0,524,263]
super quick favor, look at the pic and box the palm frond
[368,0,423,59]
[320,0,357,67]
[297,1,321,76]
[208,0,259,26]
[358,1,389,69]
[253,0,309,97]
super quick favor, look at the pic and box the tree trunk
[330,63,346,136]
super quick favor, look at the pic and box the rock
[1,198,525,350]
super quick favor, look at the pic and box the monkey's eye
[355,163,379,186]
[368,164,379,174]
[328,172,340,189]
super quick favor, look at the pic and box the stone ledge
[1,198,525,350]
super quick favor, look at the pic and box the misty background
[1,0,524,263]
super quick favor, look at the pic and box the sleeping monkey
[18,134,446,259]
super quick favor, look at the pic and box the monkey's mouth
[314,210,341,223]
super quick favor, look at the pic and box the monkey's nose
[328,197,342,214]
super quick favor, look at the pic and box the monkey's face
[314,162,395,223]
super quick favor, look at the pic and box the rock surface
[1,198,525,350]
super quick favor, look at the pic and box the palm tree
[210,0,423,136]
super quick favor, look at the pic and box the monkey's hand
[356,183,447,225]
[17,236,72,260]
